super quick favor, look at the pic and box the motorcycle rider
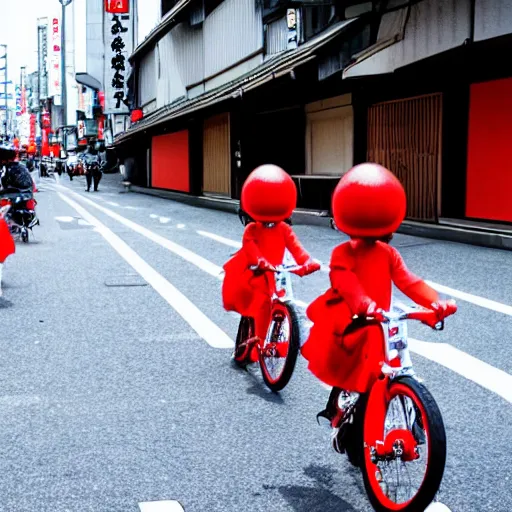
[0,143,34,192]
[83,139,105,192]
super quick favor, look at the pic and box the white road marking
[106,201,120,207]
[150,214,158,219]
[57,192,233,349]
[177,224,185,229]
[55,216,74,223]
[425,280,512,317]
[197,230,242,249]
[52,185,512,401]
[293,301,512,401]
[195,231,512,317]
[139,501,185,512]
[159,217,171,224]
[409,338,512,403]
[77,219,92,226]
[56,186,223,279]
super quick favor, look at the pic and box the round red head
[332,163,406,238]
[241,165,297,222]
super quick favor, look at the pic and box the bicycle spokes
[364,380,437,511]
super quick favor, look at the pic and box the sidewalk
[73,175,512,251]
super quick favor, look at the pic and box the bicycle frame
[364,303,445,458]
[273,250,297,301]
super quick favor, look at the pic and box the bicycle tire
[259,301,300,392]
[361,376,446,512]
[234,316,254,367]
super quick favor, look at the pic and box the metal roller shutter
[367,93,442,222]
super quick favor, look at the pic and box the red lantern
[131,109,143,123]
[105,0,129,13]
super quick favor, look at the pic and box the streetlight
[58,0,73,127]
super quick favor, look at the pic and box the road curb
[129,186,512,251]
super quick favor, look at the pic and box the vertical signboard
[48,17,62,105]
[104,0,133,114]
[38,21,49,100]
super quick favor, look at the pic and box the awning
[117,18,358,143]
[343,4,410,79]
[130,0,193,62]
[75,73,102,91]
[343,0,471,79]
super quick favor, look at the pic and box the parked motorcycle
[0,189,39,243]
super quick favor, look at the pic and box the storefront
[202,113,231,197]
[466,77,512,224]
[151,130,190,193]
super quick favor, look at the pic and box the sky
[0,0,57,78]
[0,0,161,87]
[0,0,87,83]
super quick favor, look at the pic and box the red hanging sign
[105,0,129,13]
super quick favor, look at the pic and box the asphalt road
[1,172,511,512]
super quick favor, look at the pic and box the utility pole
[59,0,73,128]
[0,44,8,137]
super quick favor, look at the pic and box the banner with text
[103,2,133,114]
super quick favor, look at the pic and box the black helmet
[0,142,16,160]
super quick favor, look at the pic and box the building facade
[115,0,512,229]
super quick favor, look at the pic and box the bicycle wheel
[362,376,446,512]
[259,301,300,392]
[233,316,254,367]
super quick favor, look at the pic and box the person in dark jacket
[0,143,34,191]
[83,140,105,192]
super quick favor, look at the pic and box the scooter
[0,189,39,243]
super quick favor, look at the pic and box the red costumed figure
[222,164,320,361]
[301,163,455,424]
[0,208,16,297]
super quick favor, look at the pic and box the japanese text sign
[103,5,133,114]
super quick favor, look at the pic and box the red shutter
[466,78,512,223]
[151,131,190,193]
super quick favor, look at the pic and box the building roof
[117,18,358,143]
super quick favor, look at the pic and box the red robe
[222,221,310,340]
[0,218,15,264]
[301,239,438,393]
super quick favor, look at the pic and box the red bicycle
[234,262,319,392]
[328,302,457,512]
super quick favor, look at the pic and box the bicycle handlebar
[372,301,457,331]
[248,263,321,276]
[248,264,301,273]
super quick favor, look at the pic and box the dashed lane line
[54,184,223,280]
[196,230,512,317]
[424,280,512,317]
[57,192,233,350]
[409,338,512,403]
[197,230,242,248]
[53,187,512,401]
[139,501,185,512]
